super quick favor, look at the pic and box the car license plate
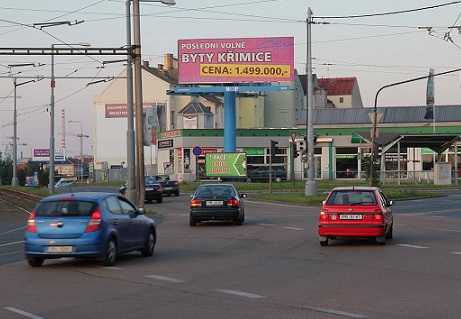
[164,187,172,190]
[340,214,362,220]
[206,200,223,206]
[145,187,153,191]
[47,246,73,253]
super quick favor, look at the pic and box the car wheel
[157,197,163,203]
[101,238,117,266]
[319,235,329,246]
[141,230,155,257]
[27,257,44,267]
[234,215,244,225]
[174,192,179,196]
[375,236,386,245]
[385,224,393,239]
[189,216,196,226]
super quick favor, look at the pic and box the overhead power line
[314,1,461,19]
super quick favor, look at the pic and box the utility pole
[305,7,318,196]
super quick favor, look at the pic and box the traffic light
[293,143,299,158]
[270,140,279,159]
[297,137,305,154]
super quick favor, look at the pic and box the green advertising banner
[205,152,247,177]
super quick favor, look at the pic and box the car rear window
[326,191,376,205]
[35,200,97,217]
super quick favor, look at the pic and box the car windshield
[145,177,157,184]
[197,186,235,197]
[327,191,376,205]
[35,200,97,217]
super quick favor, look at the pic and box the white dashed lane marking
[146,275,185,283]
[282,227,304,231]
[397,244,429,249]
[217,289,265,299]
[5,307,45,319]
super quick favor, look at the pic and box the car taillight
[85,208,102,232]
[173,181,178,186]
[373,209,384,221]
[227,199,239,207]
[190,199,202,207]
[319,210,329,221]
[157,187,163,193]
[27,212,37,233]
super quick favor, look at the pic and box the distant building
[317,77,363,108]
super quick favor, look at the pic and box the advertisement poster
[178,37,294,84]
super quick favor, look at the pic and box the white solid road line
[0,240,23,247]
[5,307,45,319]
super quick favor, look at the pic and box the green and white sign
[205,152,247,177]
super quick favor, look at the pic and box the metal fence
[91,168,460,186]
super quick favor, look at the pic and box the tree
[0,151,13,186]
[362,156,381,187]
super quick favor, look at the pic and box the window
[105,196,123,215]
[118,197,136,214]
[339,97,344,103]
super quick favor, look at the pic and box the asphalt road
[1,189,461,319]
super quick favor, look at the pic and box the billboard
[178,37,294,84]
[32,148,66,162]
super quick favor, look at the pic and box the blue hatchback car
[24,192,156,267]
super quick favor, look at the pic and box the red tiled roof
[317,77,355,95]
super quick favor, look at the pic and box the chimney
[143,60,150,67]
[157,64,163,70]
[164,53,174,70]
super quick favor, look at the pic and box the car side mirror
[240,193,247,198]
[137,207,146,215]
[388,200,395,206]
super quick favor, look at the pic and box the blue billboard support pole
[169,85,290,154]
[223,90,237,152]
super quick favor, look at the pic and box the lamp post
[131,0,175,207]
[49,42,90,194]
[68,120,87,182]
[368,67,461,186]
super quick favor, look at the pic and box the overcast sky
[1,0,460,156]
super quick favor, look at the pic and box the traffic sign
[192,146,202,156]
[205,152,247,177]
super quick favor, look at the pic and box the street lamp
[131,0,175,207]
[368,67,461,186]
[49,42,90,194]
[68,120,88,182]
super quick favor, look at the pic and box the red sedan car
[318,186,394,246]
